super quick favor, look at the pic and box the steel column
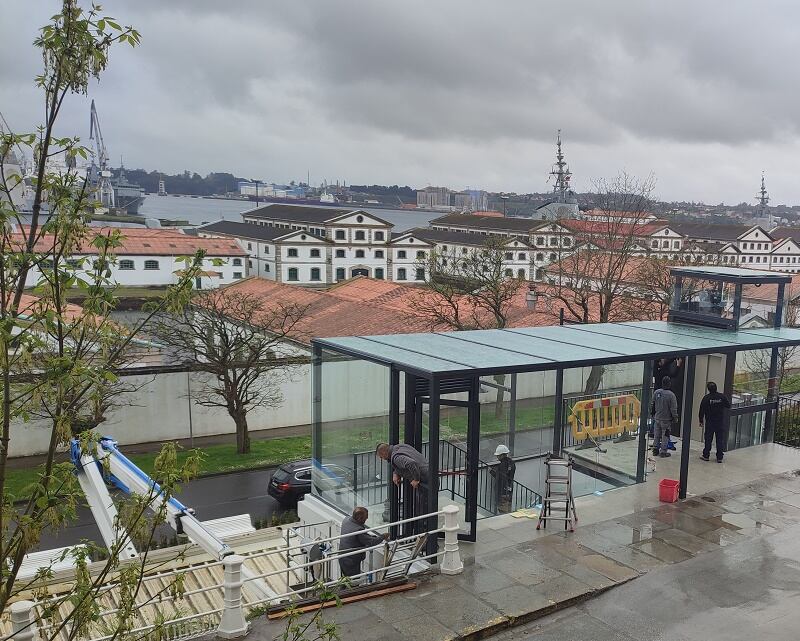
[389,368,400,530]
[427,377,441,554]
[311,344,323,464]
[465,376,480,541]
[678,355,696,500]
[552,369,565,455]
[636,360,654,483]
[509,373,518,456]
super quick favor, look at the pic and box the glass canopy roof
[669,265,792,283]
[315,320,800,378]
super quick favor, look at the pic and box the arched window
[375,231,385,241]
[416,250,426,259]
[335,230,345,240]
[336,267,345,280]
[288,268,299,281]
[144,260,159,270]
[119,259,134,270]
[232,258,242,266]
[288,248,298,257]
[504,269,513,277]
[336,249,345,258]
[355,230,366,241]
[518,253,526,260]
[397,250,407,259]
[397,268,407,280]
[517,269,526,279]
[375,250,384,258]
[310,248,321,258]
[356,249,365,258]
[310,268,321,281]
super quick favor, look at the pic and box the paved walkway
[248,443,800,641]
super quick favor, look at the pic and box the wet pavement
[247,443,800,640]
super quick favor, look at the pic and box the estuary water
[139,194,437,232]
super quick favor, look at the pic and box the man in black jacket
[698,381,731,463]
[338,507,388,578]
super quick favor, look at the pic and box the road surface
[36,467,286,550]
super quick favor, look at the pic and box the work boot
[700,455,710,461]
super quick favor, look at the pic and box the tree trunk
[493,374,506,419]
[584,365,604,395]
[234,413,251,454]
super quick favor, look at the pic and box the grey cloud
[2,0,800,202]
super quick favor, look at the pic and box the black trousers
[339,554,364,578]
[703,423,727,461]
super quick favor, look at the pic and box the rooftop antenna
[756,171,771,227]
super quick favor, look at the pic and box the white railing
[10,505,463,641]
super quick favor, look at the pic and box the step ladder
[536,454,578,532]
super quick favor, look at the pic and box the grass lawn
[7,403,555,501]
[8,435,312,503]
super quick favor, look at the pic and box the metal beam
[509,373,517,455]
[679,355,696,500]
[311,344,323,464]
[426,377,441,554]
[389,367,400,529]
[636,360,654,483]
[466,376,480,542]
[552,369,564,455]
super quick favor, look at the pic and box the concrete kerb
[454,575,640,641]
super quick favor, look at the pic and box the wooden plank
[266,581,416,620]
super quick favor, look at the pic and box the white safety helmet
[494,444,510,456]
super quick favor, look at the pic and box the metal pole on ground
[679,355,696,500]
[552,368,564,456]
[636,360,654,483]
[509,373,517,455]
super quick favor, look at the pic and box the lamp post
[500,194,509,217]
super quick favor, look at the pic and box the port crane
[71,436,276,601]
[88,100,115,208]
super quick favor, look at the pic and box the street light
[500,194,509,217]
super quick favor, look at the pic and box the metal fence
[775,395,800,448]
[351,440,541,519]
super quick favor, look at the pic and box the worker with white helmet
[490,444,516,512]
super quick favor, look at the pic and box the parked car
[268,459,352,506]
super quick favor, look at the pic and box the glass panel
[672,277,736,322]
[733,350,772,403]
[578,323,730,350]
[457,329,621,362]
[314,351,390,529]
[561,362,645,496]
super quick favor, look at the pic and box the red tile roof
[219,277,564,344]
[11,226,246,257]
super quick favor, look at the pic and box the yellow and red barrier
[568,394,640,442]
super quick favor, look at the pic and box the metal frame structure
[311,267,797,537]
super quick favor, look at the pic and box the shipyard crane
[71,436,277,601]
[89,100,115,208]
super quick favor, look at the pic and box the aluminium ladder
[536,454,578,532]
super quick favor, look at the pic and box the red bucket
[659,478,680,503]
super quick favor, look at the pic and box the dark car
[268,459,352,506]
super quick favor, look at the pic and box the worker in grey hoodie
[650,375,679,458]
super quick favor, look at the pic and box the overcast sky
[2,1,799,204]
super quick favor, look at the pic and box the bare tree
[153,289,308,454]
[542,173,656,392]
[412,237,527,416]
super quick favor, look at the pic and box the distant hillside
[112,169,248,196]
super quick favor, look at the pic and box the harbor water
[139,195,437,232]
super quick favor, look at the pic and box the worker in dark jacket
[650,376,679,457]
[698,381,731,463]
[338,507,388,578]
[376,442,429,487]
[491,444,516,512]
[377,442,431,530]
